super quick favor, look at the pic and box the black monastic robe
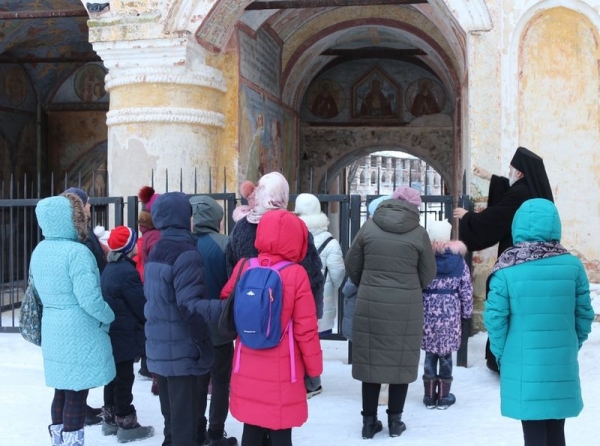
[458,175,533,258]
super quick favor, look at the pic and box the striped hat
[107,226,137,255]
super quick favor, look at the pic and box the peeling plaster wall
[519,7,600,260]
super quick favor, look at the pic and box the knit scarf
[491,240,568,274]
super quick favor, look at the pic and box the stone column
[91,36,227,197]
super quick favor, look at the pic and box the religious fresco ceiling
[0,0,96,102]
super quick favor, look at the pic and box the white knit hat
[427,220,452,242]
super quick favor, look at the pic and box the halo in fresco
[306,79,345,119]
[405,78,446,117]
[5,66,29,105]
[74,64,107,103]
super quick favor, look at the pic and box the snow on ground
[0,322,598,446]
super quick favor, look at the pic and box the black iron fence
[1,191,470,364]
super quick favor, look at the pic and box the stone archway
[299,125,453,194]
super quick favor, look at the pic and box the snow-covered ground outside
[1,307,598,446]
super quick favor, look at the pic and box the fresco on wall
[74,64,107,103]
[47,111,108,195]
[0,65,36,111]
[51,62,109,104]
[353,68,399,118]
[306,79,344,119]
[239,85,284,184]
[406,78,445,117]
[300,59,453,123]
[283,111,297,189]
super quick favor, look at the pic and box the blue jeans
[424,352,453,380]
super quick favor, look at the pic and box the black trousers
[362,382,409,417]
[104,359,136,417]
[198,342,234,433]
[157,374,199,446]
[51,389,89,431]
[521,419,566,446]
[242,423,292,446]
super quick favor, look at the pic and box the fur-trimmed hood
[432,240,468,278]
[431,240,467,256]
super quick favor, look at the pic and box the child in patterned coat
[421,220,473,409]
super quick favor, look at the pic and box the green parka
[485,199,594,420]
[345,199,436,384]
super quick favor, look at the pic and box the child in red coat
[221,209,323,446]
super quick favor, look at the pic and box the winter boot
[115,410,155,443]
[422,376,438,409]
[62,429,84,446]
[361,413,383,439]
[437,377,456,409]
[208,427,239,446]
[101,406,118,436]
[197,417,208,446]
[48,423,63,445]
[84,405,102,426]
[387,411,406,437]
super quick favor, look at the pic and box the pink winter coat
[221,209,323,430]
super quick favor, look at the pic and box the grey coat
[345,199,436,384]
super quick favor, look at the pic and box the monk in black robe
[453,147,554,372]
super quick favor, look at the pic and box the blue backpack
[233,258,293,349]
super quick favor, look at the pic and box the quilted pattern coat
[345,199,436,384]
[30,196,115,391]
[221,210,323,430]
[485,199,594,420]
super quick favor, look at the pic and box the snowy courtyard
[1,321,598,445]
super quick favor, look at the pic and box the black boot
[422,375,438,409]
[115,410,155,443]
[101,406,118,436]
[387,411,406,437]
[361,413,382,439]
[85,404,103,426]
[437,377,456,409]
[208,427,238,446]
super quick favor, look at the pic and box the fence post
[127,196,138,230]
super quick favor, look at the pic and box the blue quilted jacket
[144,192,222,377]
[30,196,115,391]
[485,199,594,420]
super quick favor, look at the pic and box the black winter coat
[226,216,325,318]
[100,254,146,363]
[458,176,533,257]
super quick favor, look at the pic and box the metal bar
[0,9,88,19]
[246,0,427,10]
[127,196,139,231]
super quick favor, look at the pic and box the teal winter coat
[484,199,594,421]
[30,196,115,391]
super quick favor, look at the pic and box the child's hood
[255,210,308,263]
[432,240,467,277]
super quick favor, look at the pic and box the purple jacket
[422,241,473,355]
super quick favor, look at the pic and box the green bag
[19,275,43,346]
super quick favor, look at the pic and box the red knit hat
[108,226,138,254]
[138,186,160,212]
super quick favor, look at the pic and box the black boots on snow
[437,377,456,409]
[387,411,406,437]
[361,413,383,439]
[423,376,438,409]
[423,376,456,409]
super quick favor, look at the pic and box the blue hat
[63,187,88,205]
[368,195,391,216]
